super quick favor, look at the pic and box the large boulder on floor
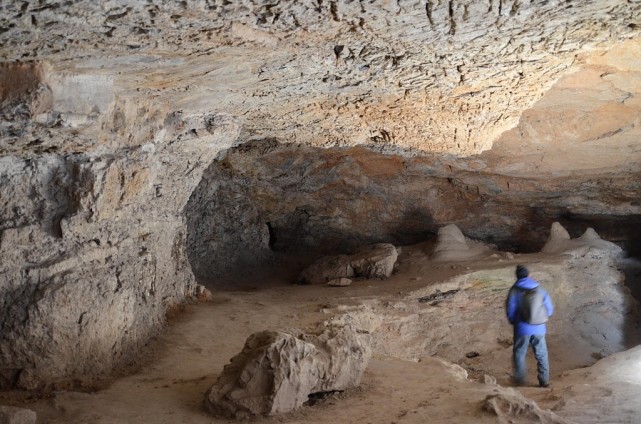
[541,222,623,257]
[0,405,37,424]
[349,243,398,279]
[204,325,371,418]
[432,224,493,261]
[327,277,352,287]
[297,243,398,283]
[297,255,355,284]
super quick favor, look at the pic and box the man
[505,264,554,387]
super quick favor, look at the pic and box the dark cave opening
[266,222,276,250]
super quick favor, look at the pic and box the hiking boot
[539,381,550,388]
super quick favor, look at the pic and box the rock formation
[349,243,399,279]
[542,222,623,257]
[327,277,353,287]
[204,325,371,418]
[431,224,494,261]
[297,243,398,284]
[0,110,242,389]
[1,1,639,155]
[297,254,356,285]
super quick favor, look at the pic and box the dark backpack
[517,287,549,325]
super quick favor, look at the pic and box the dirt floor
[3,244,641,423]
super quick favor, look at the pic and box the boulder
[349,243,398,279]
[204,325,371,418]
[297,255,355,284]
[0,405,37,424]
[432,224,493,261]
[327,277,352,287]
[297,243,398,284]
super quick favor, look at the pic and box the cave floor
[3,245,641,423]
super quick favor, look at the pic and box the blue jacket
[506,277,554,336]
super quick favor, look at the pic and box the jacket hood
[515,277,539,290]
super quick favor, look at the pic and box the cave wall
[186,139,641,284]
[0,63,242,389]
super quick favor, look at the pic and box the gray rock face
[297,255,356,284]
[204,326,371,418]
[1,1,639,156]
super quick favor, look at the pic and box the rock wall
[186,139,641,284]
[0,63,241,388]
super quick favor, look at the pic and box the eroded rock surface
[0,111,241,389]
[327,277,353,287]
[204,325,371,418]
[2,1,640,155]
[186,140,641,282]
[327,243,641,379]
[350,243,399,279]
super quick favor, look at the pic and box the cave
[2,1,641,423]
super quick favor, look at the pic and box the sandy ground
[3,244,641,423]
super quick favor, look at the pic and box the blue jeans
[513,334,549,385]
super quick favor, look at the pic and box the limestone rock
[546,222,572,244]
[349,243,398,279]
[298,243,398,283]
[327,278,352,287]
[0,405,37,424]
[0,103,241,389]
[2,2,639,155]
[541,222,623,257]
[577,228,623,255]
[483,392,574,424]
[297,255,355,284]
[432,224,493,261]
[204,325,371,418]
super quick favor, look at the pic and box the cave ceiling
[1,0,641,257]
[1,0,640,157]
